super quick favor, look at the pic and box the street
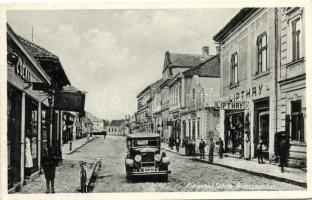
[70,136,304,192]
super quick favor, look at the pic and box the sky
[7,9,239,120]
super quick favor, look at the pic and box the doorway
[254,98,270,159]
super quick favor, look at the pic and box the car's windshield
[132,140,158,148]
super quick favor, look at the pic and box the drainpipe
[274,8,279,155]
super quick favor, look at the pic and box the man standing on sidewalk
[199,139,206,159]
[278,133,290,173]
[175,137,181,153]
[208,138,215,163]
[218,138,224,159]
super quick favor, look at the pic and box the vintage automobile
[125,133,171,181]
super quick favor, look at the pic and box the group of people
[256,132,290,172]
[199,137,224,163]
[168,136,181,153]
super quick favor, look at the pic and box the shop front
[7,24,52,192]
[219,80,275,160]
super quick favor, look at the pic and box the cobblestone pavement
[21,160,82,193]
[89,136,304,192]
[20,137,98,194]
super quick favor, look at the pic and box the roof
[213,8,258,42]
[6,24,51,84]
[17,36,59,60]
[137,78,163,98]
[127,133,160,139]
[62,85,86,93]
[109,119,125,126]
[168,52,208,67]
[17,35,71,86]
[183,55,220,78]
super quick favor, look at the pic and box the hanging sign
[215,101,249,110]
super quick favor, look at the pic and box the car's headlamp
[134,154,142,162]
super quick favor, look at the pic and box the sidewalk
[20,137,99,193]
[62,136,96,155]
[162,142,307,188]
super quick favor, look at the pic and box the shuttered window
[230,52,238,85]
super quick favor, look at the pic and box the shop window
[290,100,304,142]
[257,32,267,73]
[230,52,238,85]
[292,17,302,61]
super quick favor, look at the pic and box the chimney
[202,46,209,58]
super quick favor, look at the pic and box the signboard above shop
[215,101,249,110]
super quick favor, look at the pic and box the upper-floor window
[257,32,267,73]
[230,52,238,85]
[192,88,195,100]
[292,17,302,61]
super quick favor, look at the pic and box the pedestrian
[191,139,196,156]
[80,161,87,193]
[218,138,224,159]
[256,140,264,164]
[169,137,174,150]
[103,131,107,140]
[42,147,58,193]
[25,130,33,179]
[208,138,215,163]
[175,137,181,153]
[199,139,206,159]
[278,133,290,173]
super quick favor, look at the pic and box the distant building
[106,120,125,136]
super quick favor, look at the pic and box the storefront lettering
[229,84,269,101]
[9,52,31,83]
[215,101,249,110]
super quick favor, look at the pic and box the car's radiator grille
[141,152,154,163]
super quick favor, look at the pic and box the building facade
[180,55,221,148]
[7,24,73,192]
[214,8,278,160]
[277,7,306,167]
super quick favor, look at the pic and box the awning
[54,85,86,112]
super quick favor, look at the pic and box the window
[230,52,238,85]
[188,120,191,138]
[257,32,267,73]
[291,100,304,142]
[292,18,301,61]
[192,88,195,100]
[197,118,200,138]
[192,119,196,140]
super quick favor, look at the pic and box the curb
[191,158,307,188]
[86,161,99,188]
[164,148,200,156]
[66,137,96,155]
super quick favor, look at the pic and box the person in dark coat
[278,133,290,173]
[169,137,174,150]
[175,137,181,153]
[199,139,206,159]
[42,147,58,193]
[218,138,224,159]
[208,138,215,163]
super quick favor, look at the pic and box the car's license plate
[144,168,155,172]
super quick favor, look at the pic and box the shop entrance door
[254,98,270,159]
[258,111,269,159]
